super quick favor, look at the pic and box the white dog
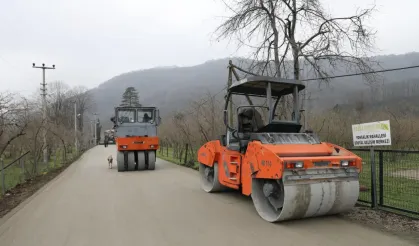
[107,155,113,169]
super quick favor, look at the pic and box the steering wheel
[231,129,239,139]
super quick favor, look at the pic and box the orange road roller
[197,75,362,222]
[111,106,161,171]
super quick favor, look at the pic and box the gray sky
[0,0,418,96]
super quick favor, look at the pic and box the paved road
[0,146,414,246]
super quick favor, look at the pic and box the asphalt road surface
[0,146,414,246]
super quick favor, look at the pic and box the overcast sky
[0,0,418,96]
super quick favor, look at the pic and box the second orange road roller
[111,106,161,171]
[197,74,362,222]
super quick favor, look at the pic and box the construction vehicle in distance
[104,129,115,144]
[197,66,362,223]
[111,106,161,172]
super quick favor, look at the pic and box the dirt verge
[339,205,419,244]
[0,155,81,219]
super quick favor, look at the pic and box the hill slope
[91,52,419,127]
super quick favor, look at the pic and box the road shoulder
[0,151,86,223]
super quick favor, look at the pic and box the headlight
[150,145,155,148]
[120,145,127,149]
[341,160,349,166]
[285,161,304,169]
[295,161,304,168]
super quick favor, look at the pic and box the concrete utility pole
[90,120,93,146]
[91,120,96,146]
[74,102,78,153]
[32,63,55,164]
[227,60,233,127]
[93,113,98,145]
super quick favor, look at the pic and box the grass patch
[157,147,199,170]
[353,150,419,215]
[0,149,84,218]
[0,150,78,197]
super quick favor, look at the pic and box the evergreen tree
[120,87,141,107]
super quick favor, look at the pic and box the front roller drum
[251,169,360,222]
[117,151,125,172]
[116,151,135,172]
[126,152,135,171]
[147,151,156,170]
[137,151,146,170]
[199,162,225,193]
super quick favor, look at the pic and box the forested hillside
[92,52,419,136]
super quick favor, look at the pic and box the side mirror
[223,110,228,126]
[155,109,162,126]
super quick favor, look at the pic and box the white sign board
[352,120,391,147]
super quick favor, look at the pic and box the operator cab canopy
[229,76,305,98]
[111,107,160,126]
[226,76,305,134]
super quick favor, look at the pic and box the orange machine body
[197,140,362,196]
[116,136,159,152]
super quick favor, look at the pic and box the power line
[167,63,419,119]
[185,63,257,113]
[301,65,419,82]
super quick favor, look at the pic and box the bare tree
[69,86,94,132]
[48,81,72,126]
[216,0,379,120]
[190,91,224,143]
[0,93,29,158]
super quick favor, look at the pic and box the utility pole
[74,101,78,153]
[227,60,233,127]
[90,120,94,146]
[93,113,98,145]
[32,63,55,164]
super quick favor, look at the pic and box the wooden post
[1,159,5,195]
[20,157,24,183]
[179,148,184,162]
[184,144,189,164]
[54,151,58,168]
[172,145,176,158]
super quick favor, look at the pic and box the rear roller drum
[137,151,146,170]
[199,162,224,193]
[148,151,156,170]
[117,151,125,172]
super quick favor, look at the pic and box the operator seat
[228,108,264,152]
[143,113,152,122]
[238,108,264,133]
